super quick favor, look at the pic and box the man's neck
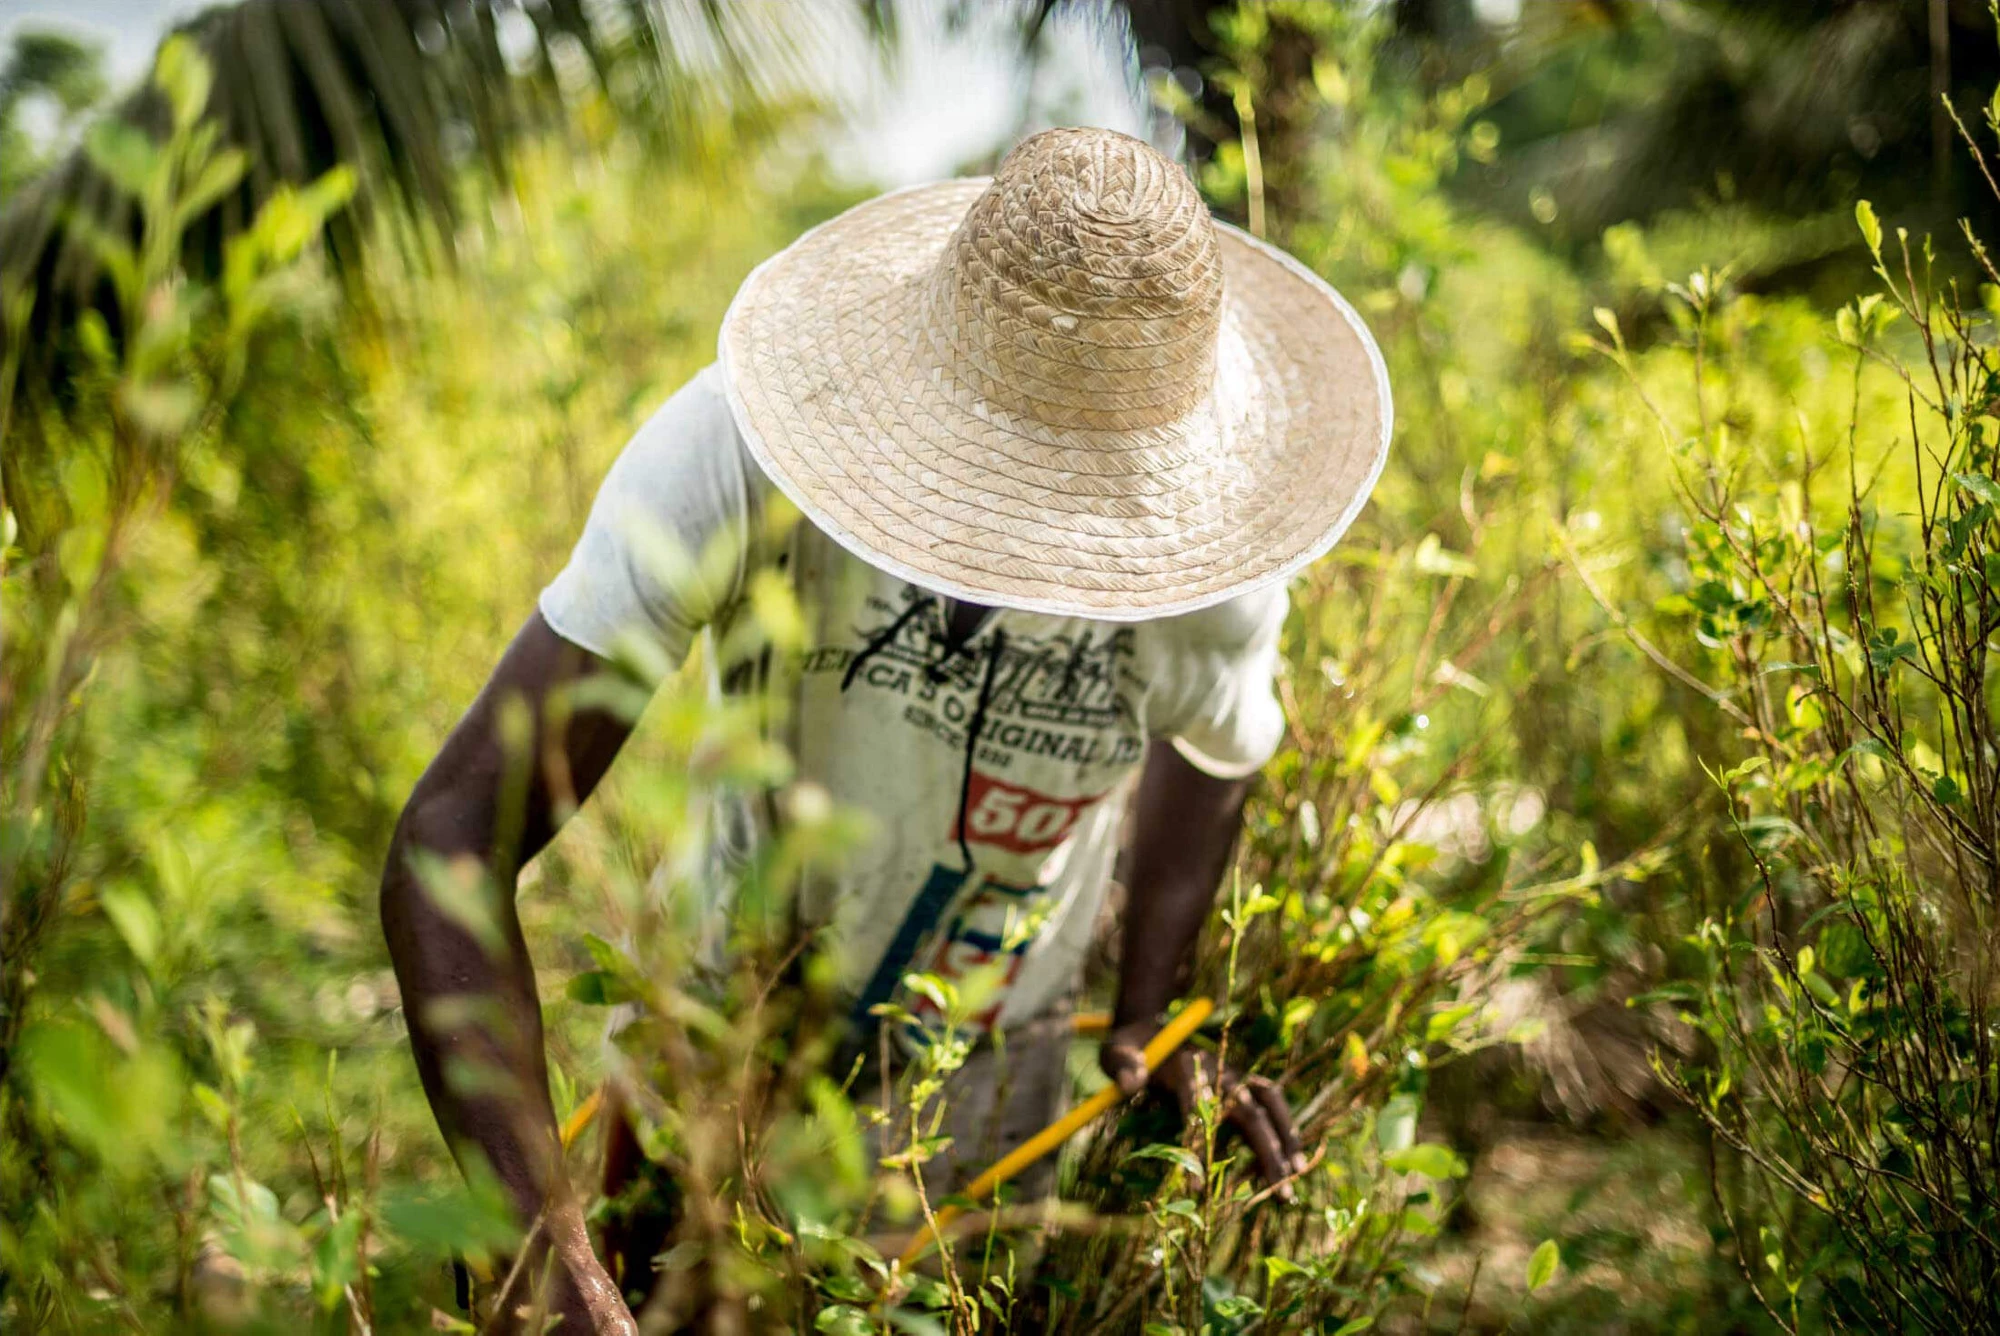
[941,597,995,649]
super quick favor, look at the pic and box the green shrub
[1583,192,2000,1330]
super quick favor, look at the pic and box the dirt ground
[1391,1120,1755,1334]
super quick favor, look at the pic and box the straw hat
[717,126,1391,621]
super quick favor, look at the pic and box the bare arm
[1102,742,1306,1193]
[379,610,638,1330]
[1111,743,1252,1033]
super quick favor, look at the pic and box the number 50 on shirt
[953,771,1108,855]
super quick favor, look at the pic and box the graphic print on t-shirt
[954,770,1111,854]
[800,588,1149,776]
[848,866,1049,1036]
[823,589,1145,1036]
[906,873,1044,1032]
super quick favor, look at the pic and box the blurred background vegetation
[5,1,2000,1331]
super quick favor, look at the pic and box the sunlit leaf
[1383,1143,1468,1179]
[1527,1238,1561,1291]
[1855,200,1881,255]
[98,885,161,967]
[154,34,214,133]
[84,120,159,199]
[1954,472,2000,509]
[1129,1144,1205,1179]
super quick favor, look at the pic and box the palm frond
[0,0,842,371]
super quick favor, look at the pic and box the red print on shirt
[952,771,1106,854]
[908,876,1038,1032]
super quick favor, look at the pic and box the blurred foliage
[0,0,845,394]
[0,28,107,198]
[8,2,2000,1333]
[1407,1,2000,292]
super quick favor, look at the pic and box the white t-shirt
[540,365,1288,1034]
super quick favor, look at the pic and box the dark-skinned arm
[1100,742,1307,1196]
[379,610,639,1334]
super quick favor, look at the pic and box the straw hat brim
[718,179,1392,622]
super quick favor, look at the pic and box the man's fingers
[1247,1076,1308,1175]
[1225,1091,1294,1201]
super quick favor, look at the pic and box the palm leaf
[0,0,837,373]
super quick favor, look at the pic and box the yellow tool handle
[560,1086,603,1150]
[550,1004,1199,1278]
[894,996,1214,1271]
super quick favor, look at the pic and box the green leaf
[1332,1320,1375,1336]
[1398,1205,1440,1237]
[814,1305,871,1335]
[1721,756,1769,783]
[209,1172,280,1228]
[154,34,213,133]
[1867,629,1917,674]
[1856,200,1882,255]
[886,1311,948,1336]
[1954,473,2000,508]
[191,1082,231,1132]
[819,1276,870,1304]
[1376,1094,1419,1153]
[98,885,161,967]
[902,972,954,1012]
[311,1210,364,1311]
[118,380,200,438]
[1240,891,1281,917]
[64,219,140,307]
[1263,1256,1307,1284]
[1211,1294,1263,1319]
[565,970,636,1006]
[85,120,160,200]
[18,1020,179,1167]
[1527,1238,1561,1291]
[174,148,247,229]
[1383,1143,1469,1179]
[58,525,106,590]
[379,1175,518,1260]
[1128,1144,1206,1178]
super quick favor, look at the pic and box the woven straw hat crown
[928,128,1223,434]
[719,126,1391,621]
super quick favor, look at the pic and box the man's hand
[482,1202,637,1336]
[1101,1023,1308,1202]
[1109,745,1303,1198]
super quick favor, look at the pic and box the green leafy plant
[1583,167,2000,1333]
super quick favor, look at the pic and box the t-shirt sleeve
[1146,583,1291,780]
[538,364,763,667]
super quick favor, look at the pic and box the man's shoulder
[611,364,769,500]
[632,363,738,450]
[1139,582,1288,655]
